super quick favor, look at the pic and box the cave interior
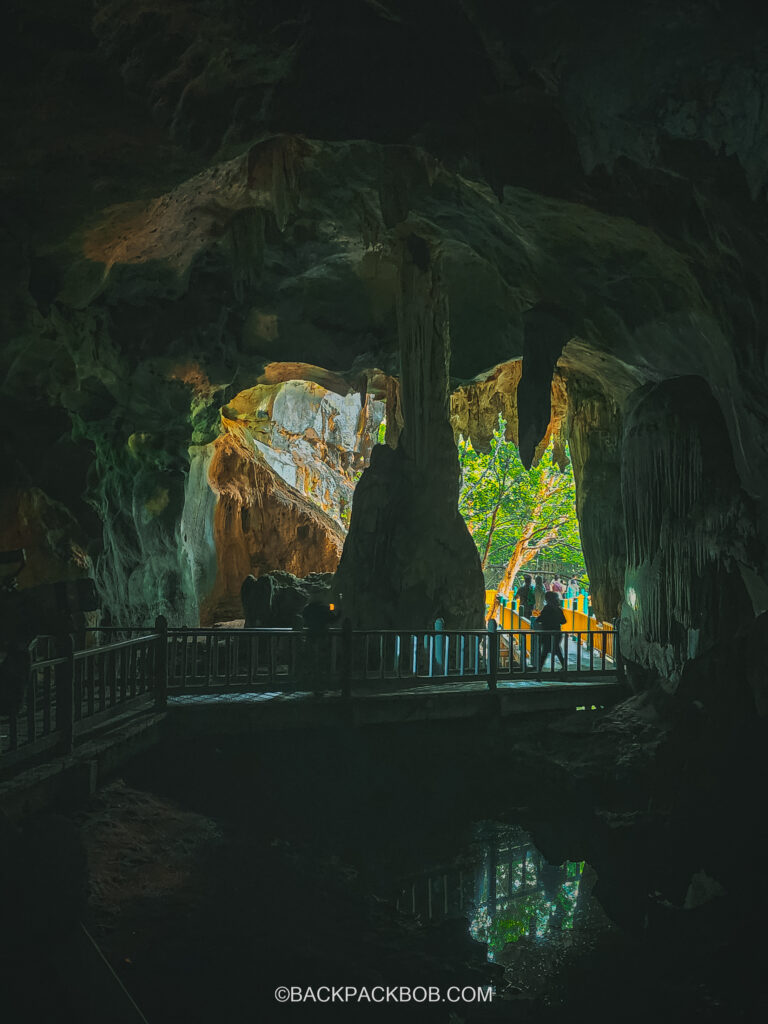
[1,1,768,1021]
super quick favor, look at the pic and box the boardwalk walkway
[1,622,623,778]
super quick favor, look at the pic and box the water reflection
[393,824,591,964]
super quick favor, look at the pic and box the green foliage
[458,416,586,578]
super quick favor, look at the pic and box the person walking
[536,591,567,674]
[533,576,547,613]
[515,574,535,619]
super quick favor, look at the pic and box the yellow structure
[484,589,614,659]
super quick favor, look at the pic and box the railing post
[55,633,75,755]
[486,619,498,691]
[341,618,353,699]
[154,615,168,709]
[434,617,445,676]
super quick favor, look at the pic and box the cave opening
[457,419,588,625]
[194,356,589,637]
[191,363,386,626]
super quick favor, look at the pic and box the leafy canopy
[458,416,586,583]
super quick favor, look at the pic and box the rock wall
[0,488,90,591]
[193,378,382,624]
[201,429,345,624]
[566,378,626,623]
[619,376,760,691]
[220,380,383,527]
[450,361,521,453]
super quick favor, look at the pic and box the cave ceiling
[2,0,767,636]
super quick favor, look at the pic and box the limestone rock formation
[221,379,384,527]
[241,570,333,629]
[334,232,485,629]
[200,426,346,625]
[0,488,90,591]
[450,361,521,453]
[181,375,380,625]
[566,379,626,624]
[620,376,758,690]
[0,0,767,706]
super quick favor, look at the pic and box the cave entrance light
[457,416,588,624]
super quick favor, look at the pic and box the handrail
[167,626,296,634]
[4,621,621,777]
[3,628,165,769]
[26,655,67,671]
[37,625,618,646]
[82,623,616,639]
[72,633,159,659]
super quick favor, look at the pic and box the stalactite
[394,231,453,484]
[332,228,484,628]
[246,135,311,232]
[229,208,265,301]
[450,360,521,453]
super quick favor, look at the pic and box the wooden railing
[485,594,616,662]
[162,623,618,694]
[1,619,618,771]
[1,627,162,770]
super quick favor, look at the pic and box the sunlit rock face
[450,361,522,453]
[221,380,383,527]
[200,429,345,625]
[195,378,383,624]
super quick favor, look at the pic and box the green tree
[458,417,585,613]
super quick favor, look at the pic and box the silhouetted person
[301,601,339,634]
[533,576,547,613]
[241,573,276,628]
[536,591,567,674]
[515,574,535,618]
[300,601,340,694]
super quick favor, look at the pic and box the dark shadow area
[24,718,762,1023]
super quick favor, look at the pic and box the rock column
[334,231,485,628]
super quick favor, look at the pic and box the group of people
[514,574,580,619]
[513,573,582,675]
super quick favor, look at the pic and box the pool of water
[377,820,614,1003]
[89,728,764,1023]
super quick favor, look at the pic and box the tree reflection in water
[393,823,607,996]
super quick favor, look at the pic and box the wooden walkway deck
[166,675,625,731]
[2,623,623,778]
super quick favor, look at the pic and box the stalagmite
[333,230,485,628]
